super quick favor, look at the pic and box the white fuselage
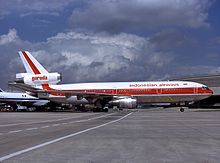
[0,92,38,101]
[17,51,213,106]
[0,90,48,106]
[38,81,213,104]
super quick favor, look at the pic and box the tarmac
[0,108,220,163]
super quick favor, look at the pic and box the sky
[0,0,220,89]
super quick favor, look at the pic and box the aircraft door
[194,87,198,94]
[157,88,162,94]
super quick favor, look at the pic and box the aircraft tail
[18,51,49,75]
[17,51,61,86]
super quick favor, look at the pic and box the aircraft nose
[207,88,213,94]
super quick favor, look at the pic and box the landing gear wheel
[94,100,108,112]
[11,104,18,111]
[102,107,109,112]
[180,108,184,112]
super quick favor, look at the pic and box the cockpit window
[202,86,208,90]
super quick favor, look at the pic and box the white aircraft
[0,88,48,111]
[11,51,213,112]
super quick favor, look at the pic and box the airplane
[10,51,213,112]
[0,88,49,111]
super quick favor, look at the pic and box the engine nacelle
[66,96,88,105]
[109,98,137,109]
[16,73,61,85]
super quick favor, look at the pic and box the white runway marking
[0,113,115,135]
[52,124,60,127]
[73,113,115,123]
[26,128,38,131]
[0,114,99,127]
[41,126,50,129]
[0,112,133,162]
[8,130,22,134]
[61,123,67,125]
[0,113,116,136]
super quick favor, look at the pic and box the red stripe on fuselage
[22,51,41,75]
[42,86,212,96]
[42,84,65,96]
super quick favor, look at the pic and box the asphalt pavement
[0,108,220,163]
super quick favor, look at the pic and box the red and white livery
[14,51,213,112]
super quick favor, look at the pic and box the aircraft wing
[37,89,119,99]
[0,98,37,102]
[8,82,41,93]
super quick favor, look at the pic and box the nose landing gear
[180,107,185,112]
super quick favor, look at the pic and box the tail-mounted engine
[16,72,61,85]
[109,97,137,109]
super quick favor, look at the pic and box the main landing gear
[180,107,185,112]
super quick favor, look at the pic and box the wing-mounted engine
[109,97,137,109]
[16,72,61,86]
